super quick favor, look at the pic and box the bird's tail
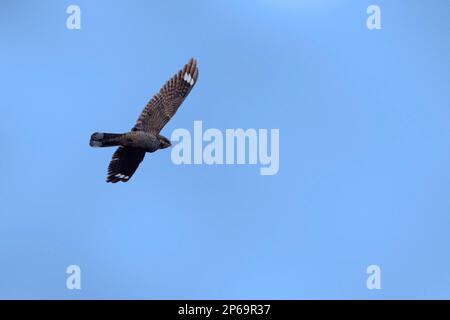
[90,132,124,147]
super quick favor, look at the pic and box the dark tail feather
[90,132,123,147]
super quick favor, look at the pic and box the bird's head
[157,135,172,149]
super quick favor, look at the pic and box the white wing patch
[183,72,195,86]
[114,173,130,180]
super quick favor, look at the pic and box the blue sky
[0,0,450,299]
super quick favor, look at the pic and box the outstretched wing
[133,58,199,134]
[107,147,146,183]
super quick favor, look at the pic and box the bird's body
[122,131,161,152]
[89,58,199,183]
[90,131,169,153]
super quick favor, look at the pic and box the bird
[89,58,199,183]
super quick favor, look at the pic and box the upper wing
[133,58,199,134]
[107,147,146,183]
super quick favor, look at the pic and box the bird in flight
[90,58,199,183]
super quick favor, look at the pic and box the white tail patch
[92,132,104,139]
[90,140,103,147]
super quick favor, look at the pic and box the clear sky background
[1,0,450,299]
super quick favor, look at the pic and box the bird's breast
[125,132,158,152]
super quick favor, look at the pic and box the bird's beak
[161,139,172,149]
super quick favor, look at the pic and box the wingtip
[185,58,198,80]
[188,57,197,66]
[106,174,131,183]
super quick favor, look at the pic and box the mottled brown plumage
[134,58,199,134]
[90,58,199,183]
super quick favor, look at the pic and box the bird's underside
[89,58,199,183]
